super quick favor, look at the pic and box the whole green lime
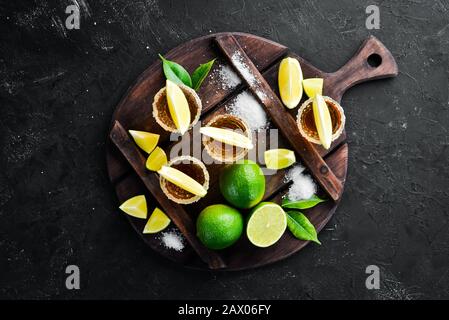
[219,160,265,209]
[196,204,243,250]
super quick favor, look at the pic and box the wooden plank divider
[109,120,226,269]
[215,34,343,201]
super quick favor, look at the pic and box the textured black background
[1,0,448,299]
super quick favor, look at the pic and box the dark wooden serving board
[106,32,398,271]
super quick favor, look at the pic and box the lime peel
[313,94,333,149]
[146,146,168,171]
[264,149,296,170]
[129,130,159,154]
[303,78,324,98]
[278,57,303,109]
[158,165,207,197]
[143,207,171,234]
[119,195,147,219]
[200,126,253,149]
[166,79,191,134]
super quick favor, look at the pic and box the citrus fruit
[146,147,167,171]
[119,195,147,219]
[264,149,296,170]
[196,204,243,250]
[313,94,333,149]
[143,207,170,234]
[158,165,207,197]
[278,57,303,109]
[303,78,323,98]
[128,130,159,153]
[219,160,265,209]
[166,79,191,134]
[247,202,287,247]
[200,127,253,149]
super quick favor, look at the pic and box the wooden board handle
[109,121,226,269]
[326,36,398,102]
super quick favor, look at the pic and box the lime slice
[264,149,296,170]
[143,207,171,234]
[166,79,191,134]
[278,57,303,109]
[119,195,147,219]
[313,94,333,149]
[303,78,323,98]
[200,127,253,149]
[158,165,207,197]
[146,146,167,171]
[128,130,159,154]
[247,202,287,247]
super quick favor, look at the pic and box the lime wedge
[143,207,171,234]
[247,202,287,247]
[264,149,296,170]
[158,165,207,197]
[278,57,303,109]
[200,127,253,149]
[303,78,323,98]
[119,195,147,219]
[166,79,191,134]
[146,147,168,171]
[313,94,333,149]
[128,130,159,154]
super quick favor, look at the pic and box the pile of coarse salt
[226,91,268,131]
[210,64,241,90]
[230,52,268,100]
[161,230,185,252]
[284,165,317,201]
[231,52,257,86]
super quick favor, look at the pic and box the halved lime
[246,202,287,247]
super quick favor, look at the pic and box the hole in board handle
[367,53,382,68]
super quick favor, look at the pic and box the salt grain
[161,231,185,252]
[211,65,241,90]
[284,165,317,201]
[226,91,268,130]
[231,52,257,85]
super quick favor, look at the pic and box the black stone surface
[1,0,448,299]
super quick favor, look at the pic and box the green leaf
[286,211,321,244]
[282,195,326,210]
[158,54,192,87]
[191,58,216,91]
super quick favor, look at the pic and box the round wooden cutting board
[106,32,398,271]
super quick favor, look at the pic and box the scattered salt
[226,91,268,130]
[284,165,317,201]
[210,65,241,90]
[161,231,185,252]
[231,52,257,85]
